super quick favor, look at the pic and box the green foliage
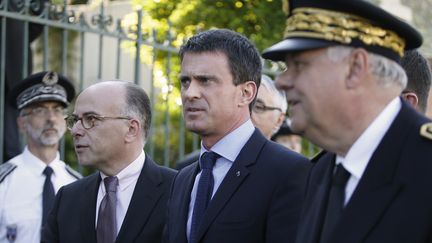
[135,0,286,52]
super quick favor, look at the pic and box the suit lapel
[115,156,164,243]
[79,173,100,243]
[295,153,334,243]
[196,129,265,242]
[331,102,414,243]
[173,163,199,243]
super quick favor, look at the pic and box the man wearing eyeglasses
[251,74,287,139]
[0,71,82,243]
[42,81,176,243]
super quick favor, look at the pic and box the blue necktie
[190,151,220,243]
[42,166,55,227]
[320,163,351,243]
[97,176,118,243]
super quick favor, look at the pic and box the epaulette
[420,122,432,140]
[310,150,326,163]
[65,165,83,179]
[0,163,17,183]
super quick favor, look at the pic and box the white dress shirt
[186,119,255,240]
[0,147,78,243]
[336,97,401,205]
[95,151,145,234]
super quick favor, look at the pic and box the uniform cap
[10,71,75,110]
[262,0,423,62]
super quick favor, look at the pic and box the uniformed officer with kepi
[0,71,82,243]
[262,0,432,242]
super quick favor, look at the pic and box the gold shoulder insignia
[420,123,432,140]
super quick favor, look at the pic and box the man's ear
[401,92,419,110]
[346,48,368,89]
[275,112,285,130]
[239,81,257,107]
[124,119,141,143]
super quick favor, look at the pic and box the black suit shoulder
[260,140,310,167]
[61,172,98,190]
[155,162,178,178]
[247,139,311,188]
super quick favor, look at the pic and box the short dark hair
[179,29,262,110]
[401,49,432,113]
[124,82,152,138]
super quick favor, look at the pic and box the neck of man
[319,90,400,156]
[100,144,143,176]
[27,142,59,165]
[201,115,250,149]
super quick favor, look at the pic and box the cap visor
[262,38,336,61]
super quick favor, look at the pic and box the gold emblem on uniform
[42,71,59,86]
[420,123,432,140]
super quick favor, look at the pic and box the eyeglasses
[253,102,282,114]
[65,114,131,130]
[21,106,67,118]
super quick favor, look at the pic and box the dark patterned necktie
[42,166,55,227]
[190,151,220,243]
[97,176,118,243]
[320,163,351,243]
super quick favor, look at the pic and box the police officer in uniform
[262,0,432,242]
[0,71,81,243]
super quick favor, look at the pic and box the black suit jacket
[42,156,176,243]
[164,129,310,243]
[295,100,432,243]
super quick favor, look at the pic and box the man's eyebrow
[74,111,100,116]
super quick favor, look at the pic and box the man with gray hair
[400,49,432,114]
[0,71,81,243]
[251,74,287,139]
[263,0,432,242]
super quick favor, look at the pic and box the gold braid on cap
[284,7,405,57]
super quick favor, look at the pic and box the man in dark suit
[42,81,176,243]
[164,29,310,243]
[262,0,432,242]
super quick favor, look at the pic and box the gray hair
[261,74,287,113]
[327,46,407,89]
[122,82,152,140]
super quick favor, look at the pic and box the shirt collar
[200,119,255,162]
[336,97,401,179]
[100,150,145,192]
[22,146,62,176]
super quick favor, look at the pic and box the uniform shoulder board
[420,122,432,140]
[311,150,325,163]
[0,163,17,183]
[65,165,83,179]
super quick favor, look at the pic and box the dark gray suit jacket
[42,156,176,243]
